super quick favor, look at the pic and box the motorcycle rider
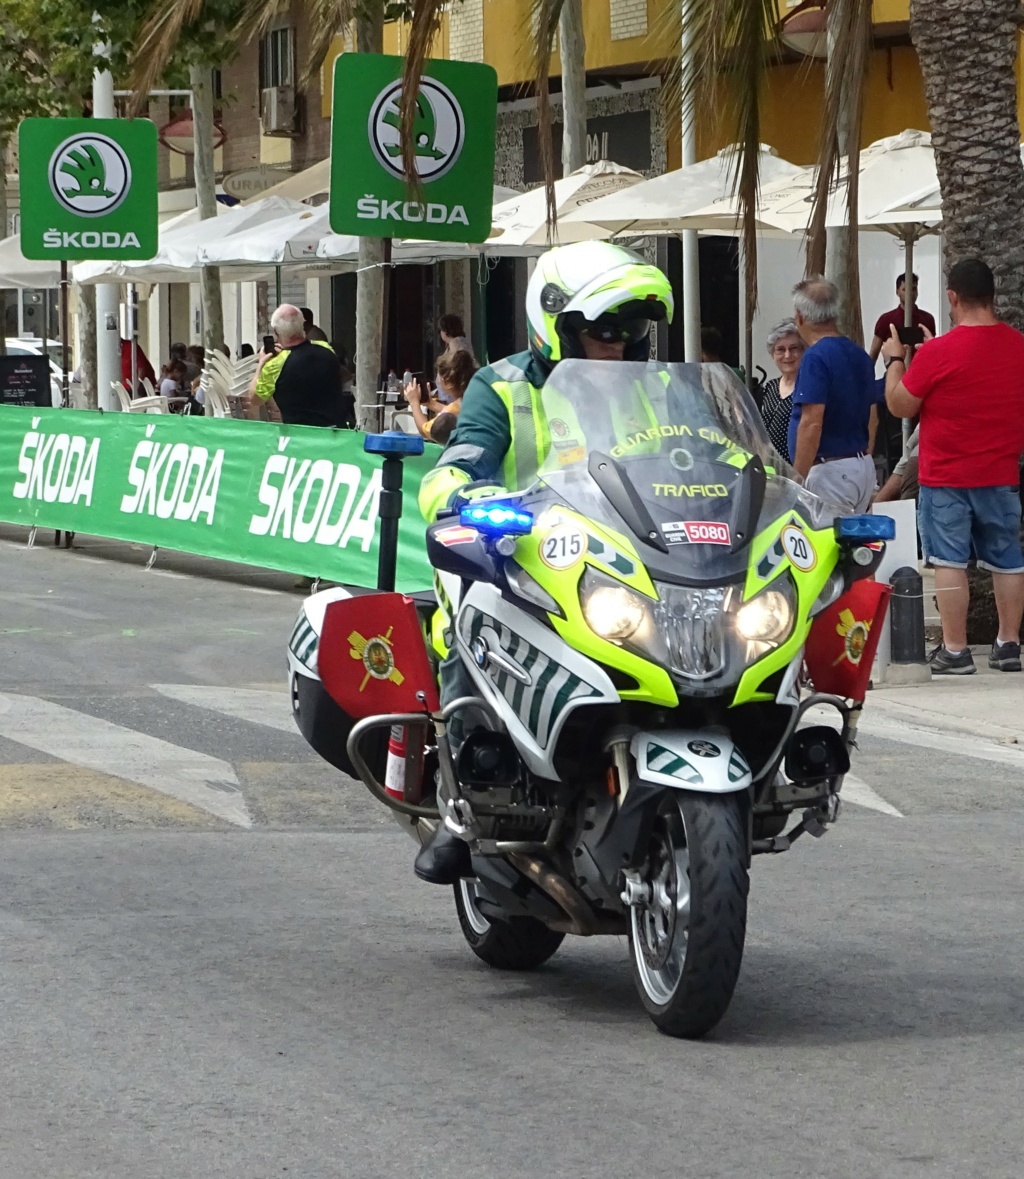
[415,240,675,884]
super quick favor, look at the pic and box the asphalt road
[2,527,1023,1178]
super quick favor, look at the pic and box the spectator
[171,341,199,384]
[186,344,205,379]
[884,257,1024,675]
[216,342,230,358]
[238,343,255,359]
[300,307,329,342]
[759,319,804,462]
[869,272,937,363]
[873,424,919,503]
[159,358,188,398]
[700,325,725,363]
[438,313,472,355]
[245,303,349,427]
[404,349,477,443]
[789,276,878,512]
[119,338,156,394]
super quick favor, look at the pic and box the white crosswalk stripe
[0,692,252,828]
[152,684,295,734]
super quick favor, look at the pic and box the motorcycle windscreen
[527,360,826,584]
[804,579,892,701]
[318,593,440,719]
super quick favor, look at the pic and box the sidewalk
[870,657,1024,745]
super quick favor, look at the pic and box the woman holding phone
[404,349,477,444]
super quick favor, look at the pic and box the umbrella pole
[130,283,138,399]
[901,229,915,443]
[60,261,70,408]
[275,265,282,308]
[903,230,915,329]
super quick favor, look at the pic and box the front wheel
[628,791,749,1038]
[454,880,565,970]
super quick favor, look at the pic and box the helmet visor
[573,312,653,346]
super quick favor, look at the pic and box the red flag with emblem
[805,579,892,702]
[318,593,439,719]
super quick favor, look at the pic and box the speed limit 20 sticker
[540,524,586,570]
[780,524,817,572]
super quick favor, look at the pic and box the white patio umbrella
[481,160,644,250]
[72,195,310,284]
[560,145,805,237]
[199,204,359,267]
[0,236,63,289]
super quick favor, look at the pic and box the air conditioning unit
[261,86,297,137]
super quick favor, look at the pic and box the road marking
[842,773,903,817]
[152,684,295,734]
[0,693,252,828]
[859,715,1024,769]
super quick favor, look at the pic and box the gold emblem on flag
[833,609,870,667]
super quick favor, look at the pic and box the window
[259,27,295,90]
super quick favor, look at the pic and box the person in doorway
[884,257,1024,675]
[120,338,156,395]
[759,319,804,462]
[300,307,329,342]
[414,240,674,886]
[245,303,348,427]
[700,325,725,363]
[405,349,478,443]
[789,277,879,512]
[438,313,473,355]
[869,272,937,363]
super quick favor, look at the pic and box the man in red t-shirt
[869,272,938,363]
[884,258,1024,675]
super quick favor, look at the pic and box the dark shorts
[918,485,1024,573]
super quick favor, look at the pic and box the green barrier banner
[0,407,437,591]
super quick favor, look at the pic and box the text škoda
[43,229,142,250]
[248,453,381,549]
[12,425,100,506]
[356,195,469,226]
[120,440,225,523]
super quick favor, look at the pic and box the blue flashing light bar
[460,503,535,536]
[363,432,425,457]
[835,514,896,542]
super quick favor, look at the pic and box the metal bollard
[889,565,927,665]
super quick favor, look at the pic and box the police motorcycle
[288,359,893,1039]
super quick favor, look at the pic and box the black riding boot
[414,824,472,885]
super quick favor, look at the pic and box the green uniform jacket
[418,350,546,521]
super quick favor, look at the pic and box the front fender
[630,730,752,793]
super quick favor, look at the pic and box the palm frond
[302,0,360,87]
[399,0,446,196]
[128,0,207,115]
[673,0,781,315]
[530,0,564,233]
[805,0,872,310]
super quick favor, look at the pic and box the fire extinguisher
[384,724,426,803]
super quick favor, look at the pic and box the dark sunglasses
[579,314,652,345]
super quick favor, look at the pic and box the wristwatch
[884,353,906,369]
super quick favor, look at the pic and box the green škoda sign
[19,118,158,260]
[330,54,497,243]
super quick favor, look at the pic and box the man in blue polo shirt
[788,276,878,512]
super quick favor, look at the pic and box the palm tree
[910,0,1024,330]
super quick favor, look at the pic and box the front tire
[454,880,565,970]
[628,792,749,1038]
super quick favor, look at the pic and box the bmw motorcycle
[288,361,892,1038]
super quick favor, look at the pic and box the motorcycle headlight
[735,590,792,643]
[583,583,648,640]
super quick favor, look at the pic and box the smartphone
[262,334,275,353]
[897,324,925,347]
